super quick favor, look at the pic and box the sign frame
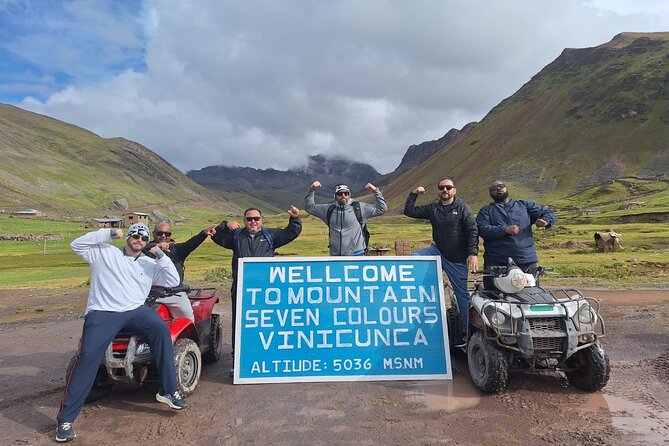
[233,255,451,384]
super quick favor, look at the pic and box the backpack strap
[326,204,337,225]
[352,201,364,227]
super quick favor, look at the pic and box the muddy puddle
[403,371,481,412]
[605,393,669,444]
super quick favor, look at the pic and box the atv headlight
[577,303,597,325]
[490,312,507,327]
[483,305,513,333]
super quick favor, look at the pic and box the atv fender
[170,317,197,343]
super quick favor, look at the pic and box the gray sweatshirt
[304,188,387,256]
[71,228,180,314]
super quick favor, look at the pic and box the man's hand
[288,205,300,218]
[535,219,548,228]
[227,221,241,230]
[467,255,478,273]
[156,242,171,252]
[310,181,321,191]
[505,224,520,235]
[113,229,123,239]
[148,245,163,255]
[413,186,426,195]
[365,183,378,192]
[204,225,217,237]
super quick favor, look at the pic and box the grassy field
[1,211,669,291]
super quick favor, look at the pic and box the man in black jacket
[212,206,302,374]
[147,221,216,321]
[404,176,478,345]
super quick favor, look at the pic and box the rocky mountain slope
[0,104,241,219]
[379,32,669,211]
[186,155,382,211]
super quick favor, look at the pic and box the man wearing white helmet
[304,181,387,256]
[56,223,186,443]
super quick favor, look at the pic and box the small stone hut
[594,231,622,252]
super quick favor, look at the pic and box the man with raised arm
[304,181,387,256]
[56,223,186,443]
[404,176,478,346]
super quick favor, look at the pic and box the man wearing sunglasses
[304,181,387,256]
[212,206,302,376]
[57,223,186,442]
[476,180,556,272]
[145,221,217,321]
[403,177,478,347]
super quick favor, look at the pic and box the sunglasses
[489,185,506,191]
[155,231,171,237]
[131,234,149,242]
[245,216,262,222]
[438,185,455,191]
[336,191,350,196]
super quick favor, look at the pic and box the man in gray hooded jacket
[305,181,387,256]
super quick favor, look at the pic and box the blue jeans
[58,305,177,423]
[412,245,469,338]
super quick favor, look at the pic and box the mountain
[380,32,669,211]
[376,122,477,186]
[0,104,242,219]
[186,154,382,211]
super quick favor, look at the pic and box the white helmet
[126,223,150,240]
[494,261,526,294]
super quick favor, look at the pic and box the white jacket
[71,229,180,314]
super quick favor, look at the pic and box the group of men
[57,177,554,442]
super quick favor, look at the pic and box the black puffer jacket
[404,193,478,263]
[211,217,302,282]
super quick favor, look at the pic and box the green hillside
[0,104,242,219]
[382,32,669,214]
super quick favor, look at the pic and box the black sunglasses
[245,216,262,222]
[131,234,149,242]
[155,231,171,237]
[438,185,455,191]
[336,191,350,196]
[489,185,506,191]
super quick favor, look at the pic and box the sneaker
[55,422,76,442]
[156,391,189,410]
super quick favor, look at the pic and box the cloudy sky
[1,1,668,174]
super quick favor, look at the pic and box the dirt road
[0,288,667,445]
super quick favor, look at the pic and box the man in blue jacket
[476,180,556,272]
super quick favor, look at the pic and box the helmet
[493,259,527,294]
[333,184,350,198]
[126,223,150,240]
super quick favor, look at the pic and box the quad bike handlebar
[145,283,192,305]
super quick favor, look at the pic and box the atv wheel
[565,343,610,391]
[66,355,112,403]
[203,313,224,363]
[467,331,509,394]
[173,338,201,395]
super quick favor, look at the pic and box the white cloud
[11,0,669,173]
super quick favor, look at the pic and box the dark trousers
[57,305,177,423]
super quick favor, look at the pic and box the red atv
[67,286,223,401]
